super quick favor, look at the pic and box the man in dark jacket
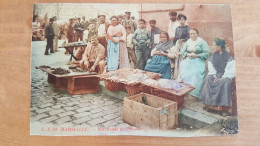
[44,18,54,55]
[74,17,84,42]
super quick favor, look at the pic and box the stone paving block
[73,116,91,124]
[35,107,53,114]
[52,104,64,109]
[40,116,59,123]
[78,103,92,108]
[69,98,78,102]
[60,99,71,104]
[64,106,78,111]
[89,104,104,109]
[102,120,118,128]
[101,105,117,111]
[87,118,106,126]
[41,98,53,103]
[30,112,36,117]
[103,114,118,121]
[31,113,49,121]
[114,112,121,116]
[58,96,71,101]
[30,107,38,112]
[58,111,75,118]
[103,101,115,106]
[103,108,118,115]
[90,108,103,114]
[77,107,92,113]
[91,100,105,105]
[55,116,71,125]
[39,103,53,108]
[49,109,64,116]
[67,101,80,107]
[89,112,106,119]
[74,112,92,119]
[114,117,123,124]
[60,122,75,127]
[116,123,131,129]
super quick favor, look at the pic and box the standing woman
[201,38,236,116]
[179,28,209,99]
[169,14,190,79]
[106,16,129,71]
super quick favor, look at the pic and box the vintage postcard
[30,3,238,136]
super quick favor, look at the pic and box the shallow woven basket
[125,83,152,96]
[104,79,125,91]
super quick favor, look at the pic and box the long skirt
[119,41,130,69]
[106,38,119,71]
[180,57,205,98]
[201,75,232,107]
[144,55,171,79]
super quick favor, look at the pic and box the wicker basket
[104,79,125,91]
[125,83,152,96]
[150,87,185,110]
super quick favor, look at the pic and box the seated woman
[201,38,236,116]
[144,32,174,79]
[179,28,209,99]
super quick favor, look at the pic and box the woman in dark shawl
[201,38,236,116]
[144,32,174,79]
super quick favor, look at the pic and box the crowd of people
[42,11,236,116]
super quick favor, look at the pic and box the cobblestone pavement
[30,41,134,130]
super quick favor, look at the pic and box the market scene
[30,3,238,136]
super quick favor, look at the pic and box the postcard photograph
[30,3,238,137]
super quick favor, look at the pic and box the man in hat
[79,35,106,74]
[149,20,162,50]
[52,16,60,52]
[44,18,55,55]
[122,11,137,34]
[74,17,85,42]
[65,18,75,54]
[168,11,179,42]
[96,15,110,50]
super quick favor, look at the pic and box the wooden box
[123,92,178,130]
[67,75,100,95]
[47,73,68,89]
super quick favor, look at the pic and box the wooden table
[58,42,88,61]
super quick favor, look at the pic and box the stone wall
[139,4,234,55]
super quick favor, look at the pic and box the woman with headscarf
[201,38,236,116]
[179,28,209,99]
[106,16,130,71]
[144,32,174,79]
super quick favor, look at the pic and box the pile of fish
[35,65,51,69]
[127,74,149,84]
[142,79,158,86]
[51,67,70,75]
[158,79,185,91]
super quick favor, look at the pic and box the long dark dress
[144,41,174,79]
[201,51,236,107]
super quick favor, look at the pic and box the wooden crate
[123,92,178,130]
[47,73,68,89]
[67,75,100,95]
